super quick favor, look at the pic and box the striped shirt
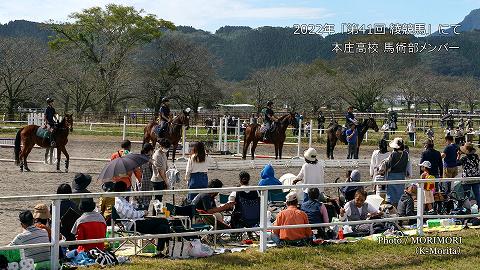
[114,197,144,231]
[10,226,50,263]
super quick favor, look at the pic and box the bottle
[337,227,344,240]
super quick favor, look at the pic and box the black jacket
[420,148,443,177]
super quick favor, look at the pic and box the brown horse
[242,112,298,160]
[14,114,74,172]
[143,109,190,162]
[326,117,379,159]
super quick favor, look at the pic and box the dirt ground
[0,134,424,245]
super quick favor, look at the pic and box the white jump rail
[1,177,479,270]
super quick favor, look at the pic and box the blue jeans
[386,172,406,206]
[463,182,480,205]
[187,172,208,202]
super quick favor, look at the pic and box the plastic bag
[189,239,213,258]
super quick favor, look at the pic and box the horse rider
[263,101,278,141]
[317,111,325,134]
[388,110,398,131]
[44,97,57,147]
[345,105,358,127]
[158,97,172,136]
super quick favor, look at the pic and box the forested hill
[0,20,347,80]
[2,14,480,80]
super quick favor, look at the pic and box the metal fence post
[236,119,241,155]
[416,182,424,236]
[223,118,228,154]
[308,119,313,148]
[293,119,302,159]
[218,117,223,152]
[122,115,127,141]
[50,199,61,270]
[259,189,269,252]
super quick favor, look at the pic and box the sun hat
[303,148,318,162]
[389,137,403,149]
[286,192,298,203]
[33,204,51,219]
[460,142,476,154]
[72,173,92,191]
[418,161,432,169]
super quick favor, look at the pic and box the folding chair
[110,207,156,255]
[196,209,231,248]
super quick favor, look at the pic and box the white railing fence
[1,177,480,269]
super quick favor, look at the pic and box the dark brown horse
[326,117,379,159]
[242,112,298,160]
[14,114,74,172]
[143,109,190,162]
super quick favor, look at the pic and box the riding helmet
[46,97,54,103]
[162,97,170,103]
[267,101,273,106]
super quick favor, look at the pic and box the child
[419,161,435,212]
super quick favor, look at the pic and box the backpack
[166,165,181,188]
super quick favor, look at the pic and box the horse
[143,109,190,162]
[14,114,74,172]
[242,112,298,160]
[326,117,379,159]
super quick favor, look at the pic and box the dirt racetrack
[0,134,424,244]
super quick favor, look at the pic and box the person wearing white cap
[272,192,313,246]
[293,148,325,202]
[419,160,435,212]
[385,138,412,207]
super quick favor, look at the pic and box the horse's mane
[278,113,291,121]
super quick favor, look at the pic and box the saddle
[36,127,52,141]
[154,122,169,137]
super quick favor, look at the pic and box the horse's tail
[14,128,23,165]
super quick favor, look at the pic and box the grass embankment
[111,229,480,270]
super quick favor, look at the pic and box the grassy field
[111,229,480,270]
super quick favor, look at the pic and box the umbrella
[98,153,150,182]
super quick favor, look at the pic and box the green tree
[49,4,175,112]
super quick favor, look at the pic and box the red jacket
[72,212,107,252]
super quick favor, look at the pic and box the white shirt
[296,162,325,192]
[185,155,214,175]
[228,185,259,202]
[381,123,389,131]
[340,202,378,221]
[369,150,390,178]
[407,122,415,133]
[151,149,167,182]
[114,197,144,230]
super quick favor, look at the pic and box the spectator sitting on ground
[33,203,52,240]
[300,188,329,225]
[341,170,363,202]
[258,164,282,186]
[71,198,107,252]
[72,173,92,206]
[272,192,313,246]
[98,182,115,225]
[10,211,50,263]
[55,183,78,244]
[397,184,417,225]
[339,189,380,222]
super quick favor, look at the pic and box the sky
[0,0,478,33]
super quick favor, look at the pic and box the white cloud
[0,0,332,31]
